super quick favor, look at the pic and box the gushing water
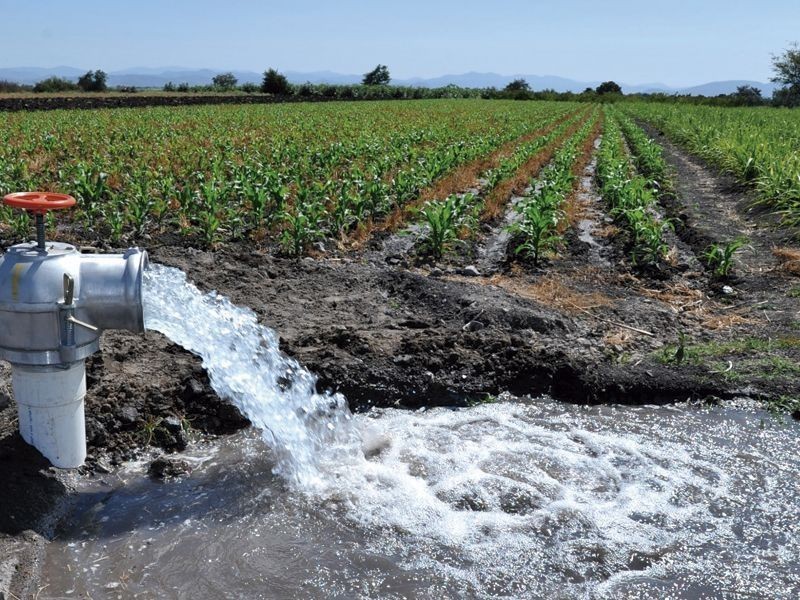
[142,263,361,488]
[46,264,798,597]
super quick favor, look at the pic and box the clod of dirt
[149,456,192,480]
[154,417,189,451]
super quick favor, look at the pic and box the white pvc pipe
[12,362,87,468]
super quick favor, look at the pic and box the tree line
[1,45,798,107]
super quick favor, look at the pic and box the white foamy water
[49,264,798,598]
[333,401,800,598]
[143,263,362,488]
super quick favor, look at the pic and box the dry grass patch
[701,312,757,331]
[638,282,706,315]
[603,330,634,347]
[773,247,800,276]
[483,272,613,313]
[638,282,757,330]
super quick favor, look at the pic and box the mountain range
[0,66,777,97]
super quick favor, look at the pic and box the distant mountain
[676,80,777,97]
[393,72,602,92]
[0,66,777,96]
[0,65,85,84]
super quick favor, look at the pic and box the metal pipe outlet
[0,192,148,467]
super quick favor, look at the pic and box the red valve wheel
[3,192,76,214]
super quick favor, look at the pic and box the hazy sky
[1,0,797,86]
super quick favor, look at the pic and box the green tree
[363,64,390,86]
[596,81,622,95]
[212,72,238,90]
[261,68,290,94]
[77,70,107,92]
[772,43,800,88]
[731,85,763,106]
[504,79,530,92]
[771,42,800,107]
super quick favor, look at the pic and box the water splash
[142,263,361,488]
[42,398,800,598]
[127,264,800,597]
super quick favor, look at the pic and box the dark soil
[1,124,798,597]
[0,93,367,113]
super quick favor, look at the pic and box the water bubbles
[140,265,800,597]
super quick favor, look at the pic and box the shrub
[33,76,79,93]
[0,80,30,93]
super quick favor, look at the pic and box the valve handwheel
[3,192,76,214]
[3,192,77,250]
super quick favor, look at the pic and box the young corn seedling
[510,203,562,266]
[702,239,745,277]
[419,198,459,260]
[279,194,327,256]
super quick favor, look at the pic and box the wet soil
[1,125,799,597]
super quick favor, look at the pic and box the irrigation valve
[0,192,148,468]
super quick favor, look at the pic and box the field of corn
[620,103,800,227]
[0,100,798,260]
[0,100,580,251]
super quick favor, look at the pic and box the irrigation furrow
[368,109,593,261]
[619,102,800,227]
[375,106,587,234]
[502,109,602,266]
[480,107,596,222]
[476,110,602,272]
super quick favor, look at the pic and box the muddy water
[574,137,611,268]
[42,398,800,599]
[39,266,800,598]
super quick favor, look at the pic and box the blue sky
[1,0,797,86]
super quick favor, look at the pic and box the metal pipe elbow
[78,248,149,333]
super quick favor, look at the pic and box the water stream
[40,265,800,598]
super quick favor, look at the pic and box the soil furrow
[378,107,587,234]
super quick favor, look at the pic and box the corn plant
[596,112,670,267]
[102,200,126,244]
[0,100,582,246]
[510,204,562,265]
[509,109,599,265]
[702,239,746,277]
[279,195,327,256]
[417,192,479,259]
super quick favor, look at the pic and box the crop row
[0,100,577,249]
[620,103,800,226]
[509,107,601,264]
[414,108,591,258]
[614,111,668,186]
[596,109,671,266]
